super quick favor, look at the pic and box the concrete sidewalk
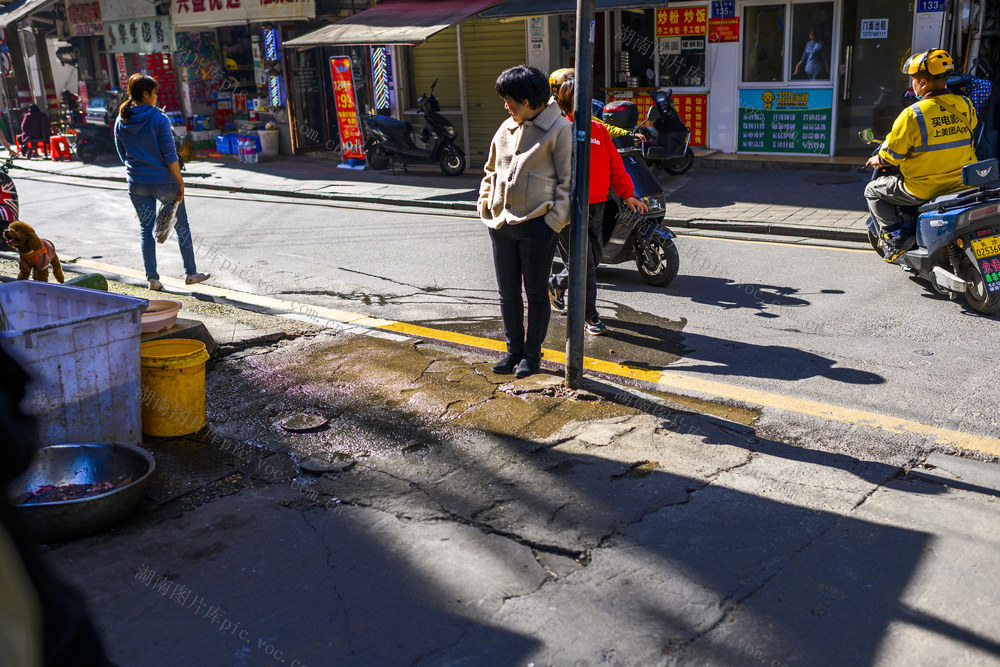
[23,275,1000,666]
[14,149,872,242]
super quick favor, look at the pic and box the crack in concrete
[298,508,353,651]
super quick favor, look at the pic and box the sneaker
[185,272,210,285]
[548,281,566,312]
[881,230,915,263]
[585,317,607,335]
[492,352,522,375]
[148,279,163,291]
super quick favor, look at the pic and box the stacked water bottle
[237,136,259,164]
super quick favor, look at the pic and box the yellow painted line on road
[58,257,1000,458]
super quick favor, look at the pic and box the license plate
[972,234,1000,259]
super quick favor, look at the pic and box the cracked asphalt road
[36,327,1000,666]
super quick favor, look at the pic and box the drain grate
[141,431,268,507]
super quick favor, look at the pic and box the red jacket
[571,115,635,204]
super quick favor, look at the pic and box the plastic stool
[50,135,71,161]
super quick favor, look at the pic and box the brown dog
[2,221,65,283]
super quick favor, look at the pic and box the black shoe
[514,355,540,379]
[881,229,915,262]
[548,281,566,313]
[492,352,522,374]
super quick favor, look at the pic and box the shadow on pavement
[666,168,869,211]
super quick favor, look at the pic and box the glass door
[835,0,914,155]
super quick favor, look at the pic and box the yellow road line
[62,257,1000,458]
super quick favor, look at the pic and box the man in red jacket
[548,79,646,334]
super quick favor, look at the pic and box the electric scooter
[862,128,1000,315]
[361,79,466,176]
[634,89,694,175]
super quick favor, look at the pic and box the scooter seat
[371,115,412,134]
[919,188,979,213]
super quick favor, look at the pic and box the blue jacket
[114,105,178,184]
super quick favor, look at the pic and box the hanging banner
[115,53,129,90]
[737,88,833,154]
[329,56,365,161]
[674,94,707,147]
[105,17,175,54]
[656,7,707,37]
[171,0,315,29]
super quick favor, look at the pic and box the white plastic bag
[153,201,178,244]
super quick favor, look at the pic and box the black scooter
[586,99,680,286]
[361,79,466,176]
[635,89,694,175]
[75,123,115,163]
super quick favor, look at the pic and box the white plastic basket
[0,282,148,446]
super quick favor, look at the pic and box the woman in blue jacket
[114,74,209,291]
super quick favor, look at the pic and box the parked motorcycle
[361,79,466,176]
[0,156,21,251]
[862,128,1000,314]
[633,89,694,175]
[589,100,680,286]
[75,123,115,164]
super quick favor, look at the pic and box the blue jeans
[129,182,197,281]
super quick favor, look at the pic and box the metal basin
[11,442,155,542]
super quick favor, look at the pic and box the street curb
[695,156,864,173]
[19,163,869,241]
[668,218,870,243]
[15,163,480,213]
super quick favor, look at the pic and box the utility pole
[565,0,595,389]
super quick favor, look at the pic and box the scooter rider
[864,49,978,262]
[547,75,647,335]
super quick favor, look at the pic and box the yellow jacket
[879,92,978,200]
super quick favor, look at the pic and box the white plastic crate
[0,282,148,446]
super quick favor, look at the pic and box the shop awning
[0,0,57,27]
[481,0,666,19]
[284,0,501,48]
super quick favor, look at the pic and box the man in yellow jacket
[864,49,978,262]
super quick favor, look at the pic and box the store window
[742,2,833,84]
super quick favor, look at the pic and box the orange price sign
[329,57,365,161]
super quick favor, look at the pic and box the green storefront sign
[737,88,833,154]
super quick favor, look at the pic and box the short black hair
[495,65,549,109]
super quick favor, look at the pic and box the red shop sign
[329,56,365,162]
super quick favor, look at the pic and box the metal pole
[565,0,595,389]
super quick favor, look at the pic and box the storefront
[170,0,315,152]
[485,0,946,157]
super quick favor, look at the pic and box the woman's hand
[175,181,184,203]
[167,160,184,202]
[624,196,648,213]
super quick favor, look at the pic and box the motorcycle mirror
[430,78,438,93]
[646,106,659,123]
[859,128,876,144]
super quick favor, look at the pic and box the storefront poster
[106,17,175,54]
[737,88,833,154]
[67,1,102,36]
[708,17,739,43]
[329,57,365,161]
[656,7,707,37]
[115,53,129,90]
[674,94,707,147]
[860,18,889,39]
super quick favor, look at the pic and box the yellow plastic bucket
[140,339,210,437]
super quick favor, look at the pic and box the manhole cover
[280,413,330,433]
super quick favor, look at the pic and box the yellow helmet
[902,49,954,78]
[549,68,574,96]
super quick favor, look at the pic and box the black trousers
[551,201,605,321]
[489,217,559,357]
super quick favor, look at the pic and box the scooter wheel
[366,147,389,170]
[867,228,885,257]
[961,257,1000,315]
[635,236,679,286]
[662,147,694,175]
[77,146,99,164]
[439,147,466,176]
